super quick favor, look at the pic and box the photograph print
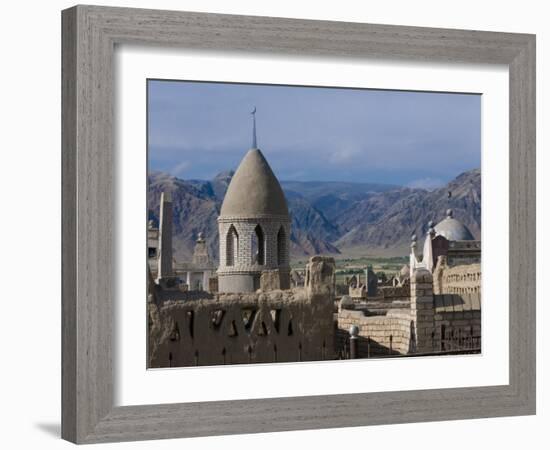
[146,80,482,368]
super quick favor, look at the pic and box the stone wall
[359,285,411,312]
[336,267,481,357]
[432,293,481,351]
[410,267,434,353]
[337,309,412,357]
[377,285,410,298]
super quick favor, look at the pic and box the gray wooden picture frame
[61,5,536,444]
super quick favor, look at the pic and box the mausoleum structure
[410,208,480,274]
[217,112,291,293]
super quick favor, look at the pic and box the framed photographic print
[62,5,536,444]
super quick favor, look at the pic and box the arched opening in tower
[277,226,286,266]
[252,225,265,265]
[226,225,238,266]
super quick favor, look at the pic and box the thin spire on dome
[251,106,257,149]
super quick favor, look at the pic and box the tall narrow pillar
[157,191,177,288]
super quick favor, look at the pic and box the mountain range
[147,168,481,262]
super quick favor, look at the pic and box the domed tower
[411,208,480,275]
[217,109,291,293]
[434,209,475,241]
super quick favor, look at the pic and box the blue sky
[147,79,481,188]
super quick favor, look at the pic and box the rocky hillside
[334,169,481,251]
[148,171,220,260]
[148,168,481,262]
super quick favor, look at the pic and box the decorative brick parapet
[433,256,481,295]
[217,216,291,293]
[218,219,290,272]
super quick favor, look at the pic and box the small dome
[400,264,410,278]
[220,149,289,219]
[434,209,474,241]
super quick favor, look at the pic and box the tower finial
[251,106,257,148]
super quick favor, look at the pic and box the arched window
[226,225,238,266]
[277,226,286,266]
[252,225,265,265]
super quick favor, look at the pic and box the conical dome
[220,149,289,218]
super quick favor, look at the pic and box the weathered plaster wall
[148,289,334,367]
[149,256,336,367]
